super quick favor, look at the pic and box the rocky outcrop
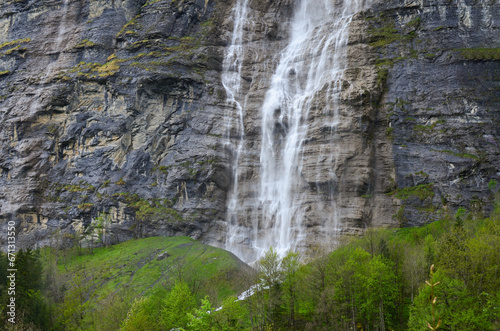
[0,0,499,256]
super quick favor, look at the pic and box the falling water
[222,0,251,260]
[224,0,368,262]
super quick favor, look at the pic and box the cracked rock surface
[0,0,498,251]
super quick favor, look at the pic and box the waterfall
[224,0,368,263]
[222,0,251,260]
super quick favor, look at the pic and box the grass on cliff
[456,48,500,61]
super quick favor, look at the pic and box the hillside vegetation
[1,202,499,330]
[0,237,253,330]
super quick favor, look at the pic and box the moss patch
[368,23,404,48]
[131,198,184,222]
[0,38,30,51]
[390,183,435,200]
[3,45,27,55]
[73,39,98,49]
[456,48,500,61]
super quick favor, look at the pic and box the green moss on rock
[456,48,500,61]
[0,38,30,51]
[390,183,435,200]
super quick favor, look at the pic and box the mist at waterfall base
[223,0,369,263]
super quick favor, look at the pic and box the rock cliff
[0,0,233,248]
[0,0,498,260]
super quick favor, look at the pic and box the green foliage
[38,236,249,330]
[120,295,161,331]
[215,296,248,330]
[377,67,389,89]
[77,202,93,211]
[117,14,141,37]
[12,199,500,330]
[385,126,393,140]
[413,119,446,134]
[281,252,300,327]
[437,220,500,295]
[301,202,498,330]
[158,165,170,174]
[142,0,162,6]
[91,290,132,331]
[323,247,398,330]
[187,295,247,331]
[187,296,214,330]
[161,282,196,329]
[58,269,95,331]
[70,58,122,79]
[406,211,500,330]
[406,17,422,30]
[409,270,499,330]
[120,282,196,331]
[0,249,55,329]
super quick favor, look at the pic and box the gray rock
[0,0,498,255]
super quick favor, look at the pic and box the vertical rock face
[0,0,235,247]
[367,0,500,227]
[0,0,498,261]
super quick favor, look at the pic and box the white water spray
[222,0,252,260]
[224,0,369,263]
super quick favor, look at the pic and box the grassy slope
[51,236,251,305]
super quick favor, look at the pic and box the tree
[7,249,54,330]
[408,267,499,330]
[360,228,390,258]
[187,295,247,331]
[90,289,132,331]
[120,296,160,331]
[332,247,370,330]
[438,220,500,295]
[362,256,398,331]
[187,296,215,331]
[93,212,111,247]
[58,269,95,331]
[213,296,247,331]
[255,247,283,328]
[401,245,426,303]
[161,282,196,329]
[119,288,166,331]
[281,251,300,329]
[120,282,196,331]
